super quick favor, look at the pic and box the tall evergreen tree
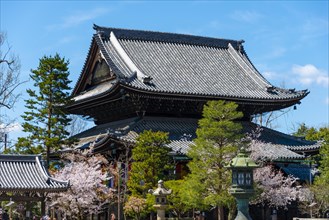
[185,100,243,220]
[127,130,172,196]
[15,54,72,166]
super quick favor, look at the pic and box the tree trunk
[218,205,224,220]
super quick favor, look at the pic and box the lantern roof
[149,180,172,196]
[227,151,259,168]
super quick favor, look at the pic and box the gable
[73,39,116,95]
[88,59,113,87]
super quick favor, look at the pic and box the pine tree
[15,54,72,166]
[185,100,243,220]
[127,130,173,196]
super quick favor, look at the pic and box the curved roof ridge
[94,24,240,49]
[227,43,271,88]
[35,156,70,185]
[72,36,96,95]
[109,31,152,83]
[239,47,272,85]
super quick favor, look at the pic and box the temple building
[0,155,69,217]
[67,24,319,168]
[66,25,320,218]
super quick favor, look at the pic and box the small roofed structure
[149,180,172,220]
[0,154,69,214]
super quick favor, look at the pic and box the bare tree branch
[0,32,25,110]
[0,32,25,152]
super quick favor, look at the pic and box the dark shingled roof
[94,25,241,49]
[72,25,308,102]
[0,155,69,192]
[276,163,313,182]
[73,116,319,160]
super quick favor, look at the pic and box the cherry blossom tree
[252,165,299,208]
[124,196,148,220]
[48,151,115,219]
[246,127,305,209]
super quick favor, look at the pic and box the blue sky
[1,1,328,146]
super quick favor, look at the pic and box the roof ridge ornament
[109,31,152,83]
[237,39,245,53]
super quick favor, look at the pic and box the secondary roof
[72,116,319,160]
[0,155,69,193]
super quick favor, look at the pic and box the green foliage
[15,54,73,164]
[165,179,190,218]
[294,124,329,179]
[128,130,173,196]
[181,173,207,210]
[294,124,329,211]
[185,100,243,218]
[312,127,329,209]
[293,123,310,138]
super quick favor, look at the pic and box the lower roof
[0,155,69,193]
[72,116,320,160]
[276,163,313,182]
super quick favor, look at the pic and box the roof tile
[0,155,69,192]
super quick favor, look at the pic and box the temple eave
[67,87,307,124]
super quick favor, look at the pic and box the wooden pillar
[41,198,46,216]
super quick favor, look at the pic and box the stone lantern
[149,180,172,220]
[226,151,259,220]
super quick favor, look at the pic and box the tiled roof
[276,163,312,182]
[286,144,322,152]
[243,123,320,148]
[75,25,308,102]
[0,155,69,192]
[73,116,319,159]
[94,25,241,49]
[253,143,304,160]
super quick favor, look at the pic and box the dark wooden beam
[0,194,45,202]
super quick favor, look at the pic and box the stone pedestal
[235,197,252,220]
[149,180,172,220]
[154,205,167,220]
[230,188,254,220]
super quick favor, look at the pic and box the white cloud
[231,10,262,23]
[63,8,108,28]
[0,122,22,133]
[292,64,328,87]
[262,71,278,80]
[47,8,109,30]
